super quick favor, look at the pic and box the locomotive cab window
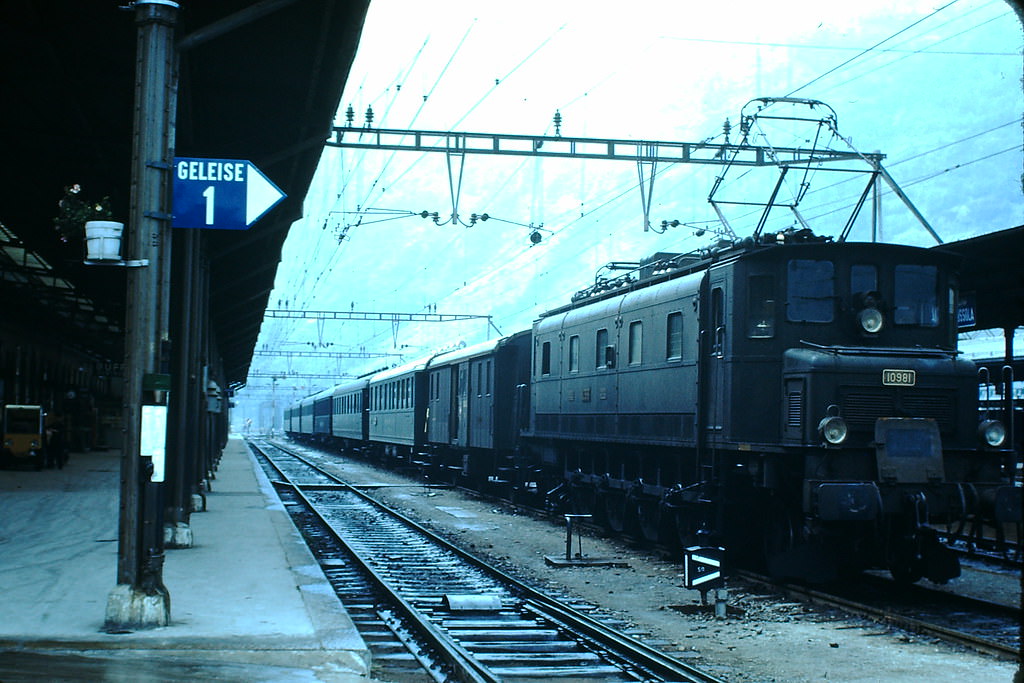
[746,275,775,338]
[894,265,939,327]
[540,341,552,376]
[786,259,834,322]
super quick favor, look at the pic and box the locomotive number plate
[882,369,916,386]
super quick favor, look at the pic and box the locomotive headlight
[858,307,884,334]
[818,415,848,445]
[30,439,40,449]
[978,419,1006,447]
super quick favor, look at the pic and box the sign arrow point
[246,163,286,225]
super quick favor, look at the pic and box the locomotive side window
[568,335,580,373]
[628,321,643,366]
[666,312,683,360]
[746,275,775,338]
[786,259,834,322]
[596,328,609,369]
[541,341,552,376]
[894,265,939,327]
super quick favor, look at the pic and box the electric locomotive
[527,229,1015,582]
[285,229,1017,583]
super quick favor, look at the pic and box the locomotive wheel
[888,545,924,584]
[889,558,924,584]
[674,508,702,549]
[570,485,597,517]
[635,498,662,543]
[602,491,627,534]
[762,511,796,564]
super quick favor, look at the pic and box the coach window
[569,335,580,373]
[596,328,609,368]
[541,341,552,376]
[787,259,834,322]
[666,312,683,360]
[476,363,483,396]
[895,264,939,326]
[747,275,776,338]
[628,321,643,365]
[486,360,492,394]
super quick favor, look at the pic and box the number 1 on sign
[202,186,215,225]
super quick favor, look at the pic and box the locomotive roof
[540,230,958,320]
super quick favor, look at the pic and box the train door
[453,363,471,445]
[468,359,494,449]
[704,271,729,452]
[449,366,461,444]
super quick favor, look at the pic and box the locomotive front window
[747,275,775,338]
[786,259,834,323]
[894,265,939,327]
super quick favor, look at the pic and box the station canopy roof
[1,0,368,386]
[934,224,1024,334]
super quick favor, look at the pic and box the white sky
[237,0,1023,418]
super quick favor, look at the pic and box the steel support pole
[165,228,195,547]
[105,0,178,630]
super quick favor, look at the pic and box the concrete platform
[0,436,371,682]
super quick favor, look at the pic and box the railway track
[736,569,1021,660]
[249,438,723,683]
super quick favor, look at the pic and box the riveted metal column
[165,227,196,547]
[105,0,178,630]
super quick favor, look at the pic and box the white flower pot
[85,221,123,261]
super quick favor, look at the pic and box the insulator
[345,105,354,125]
[553,110,562,136]
[365,106,374,127]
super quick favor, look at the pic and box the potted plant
[54,183,122,260]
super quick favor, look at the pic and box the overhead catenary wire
[253,1,1022,382]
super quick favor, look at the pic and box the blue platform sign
[172,157,285,230]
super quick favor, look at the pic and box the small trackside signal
[683,545,724,590]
